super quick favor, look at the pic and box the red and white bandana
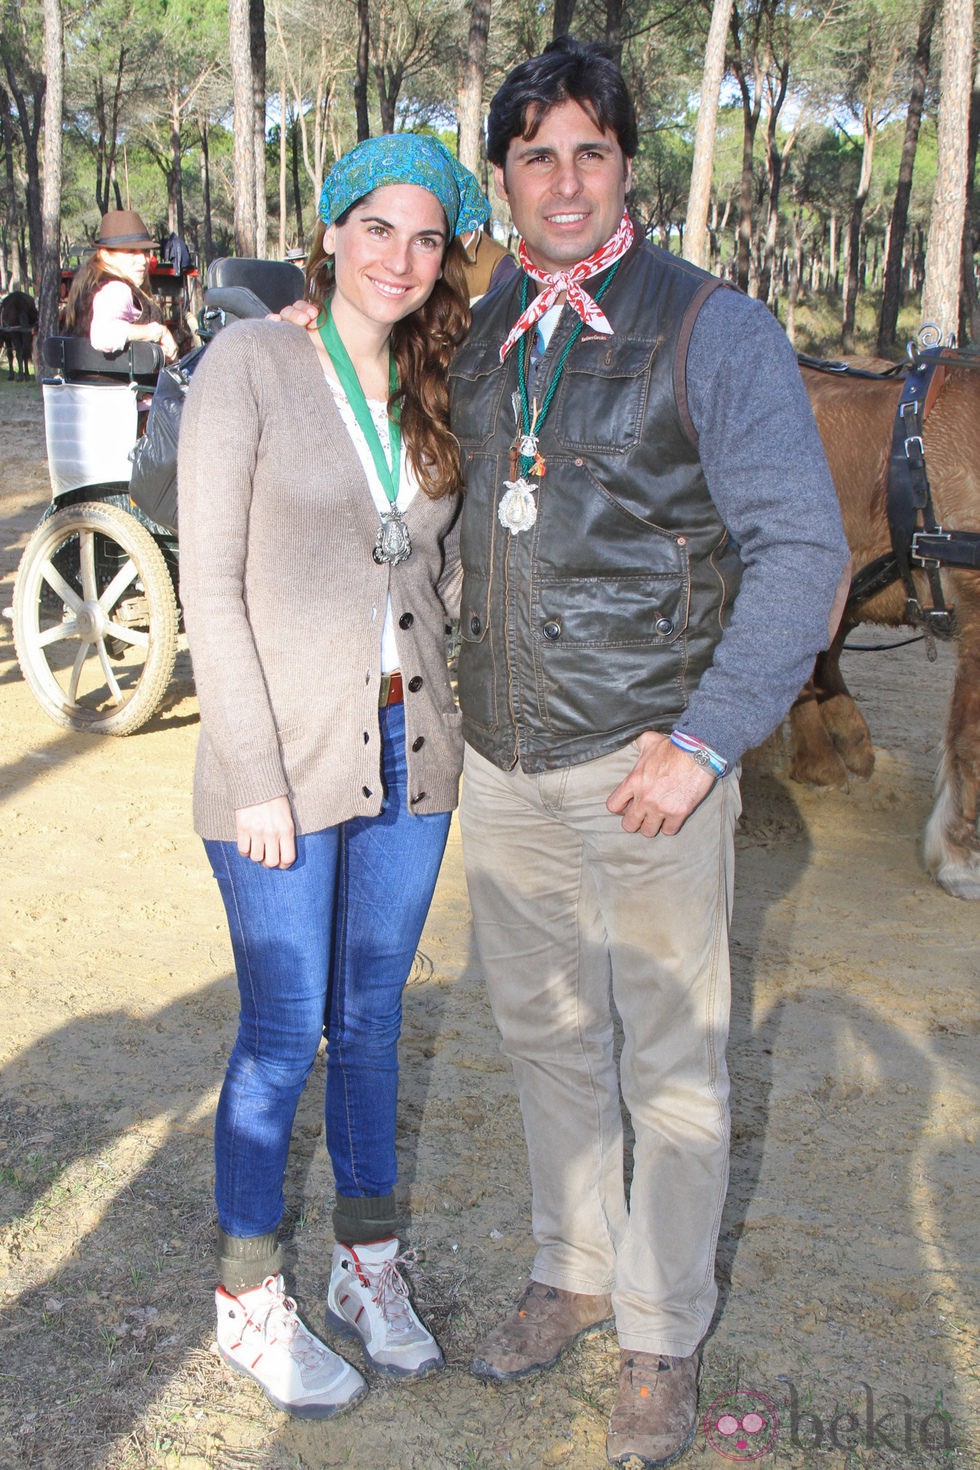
[499,210,634,362]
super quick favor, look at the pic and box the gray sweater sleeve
[673,289,850,766]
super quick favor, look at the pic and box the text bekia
[784,1380,954,1452]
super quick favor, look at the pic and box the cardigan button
[411,792,427,804]
[362,786,372,798]
[399,612,414,629]
[412,736,425,751]
[656,617,674,636]
[408,675,423,692]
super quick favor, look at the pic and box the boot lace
[366,1250,420,1338]
[245,1276,330,1370]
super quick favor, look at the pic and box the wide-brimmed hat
[95,210,157,251]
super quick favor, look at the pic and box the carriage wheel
[12,500,179,736]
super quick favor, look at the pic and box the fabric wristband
[669,730,728,778]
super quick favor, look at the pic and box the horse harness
[799,348,980,646]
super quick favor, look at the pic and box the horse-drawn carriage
[9,259,306,736]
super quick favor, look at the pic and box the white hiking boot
[216,1274,367,1418]
[326,1238,444,1378]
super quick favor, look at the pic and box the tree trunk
[200,116,215,266]
[251,0,267,258]
[878,0,936,353]
[3,60,44,287]
[785,202,803,346]
[735,103,760,294]
[291,111,304,240]
[730,21,762,297]
[279,81,287,258]
[170,89,184,237]
[604,0,624,70]
[38,0,62,357]
[458,0,492,176]
[684,0,734,269]
[355,0,371,142]
[841,113,875,352]
[374,63,401,135]
[553,0,577,38]
[960,52,980,343]
[757,142,781,305]
[0,83,28,288]
[921,0,973,338]
[229,0,257,255]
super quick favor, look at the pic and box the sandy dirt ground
[0,378,977,1470]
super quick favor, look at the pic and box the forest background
[2,0,978,359]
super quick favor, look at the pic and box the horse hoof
[790,750,849,788]
[831,735,875,778]
[929,859,980,900]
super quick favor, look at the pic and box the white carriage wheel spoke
[36,620,80,648]
[103,620,149,649]
[67,642,90,702]
[96,639,124,703]
[99,557,140,613]
[40,559,82,613]
[79,529,98,602]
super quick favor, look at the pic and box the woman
[178,135,489,1421]
[65,209,178,362]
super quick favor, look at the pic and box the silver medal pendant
[373,507,412,565]
[498,477,538,535]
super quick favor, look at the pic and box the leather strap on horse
[802,347,980,644]
[885,356,954,640]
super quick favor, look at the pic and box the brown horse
[0,289,38,380]
[793,360,980,899]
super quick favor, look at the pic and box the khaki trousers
[459,741,740,1356]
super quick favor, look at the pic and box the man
[448,37,849,1469]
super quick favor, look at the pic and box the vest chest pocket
[550,338,660,454]
[450,340,510,450]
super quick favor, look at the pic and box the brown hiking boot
[470,1280,613,1381]
[606,1349,700,1467]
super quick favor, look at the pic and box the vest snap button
[469,616,482,635]
[543,620,562,640]
[656,617,674,636]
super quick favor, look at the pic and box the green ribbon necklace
[318,305,411,564]
[499,261,623,537]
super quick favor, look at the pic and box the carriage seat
[205,257,306,315]
[42,335,164,387]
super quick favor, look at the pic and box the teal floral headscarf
[319,134,490,238]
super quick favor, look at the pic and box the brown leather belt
[379,670,403,706]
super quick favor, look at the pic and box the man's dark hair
[487,35,638,167]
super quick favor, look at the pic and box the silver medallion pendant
[373,507,412,565]
[498,477,538,535]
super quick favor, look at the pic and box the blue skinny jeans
[204,704,451,1239]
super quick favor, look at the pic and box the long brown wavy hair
[64,250,162,337]
[306,212,470,499]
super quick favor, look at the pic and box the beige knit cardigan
[177,319,463,842]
